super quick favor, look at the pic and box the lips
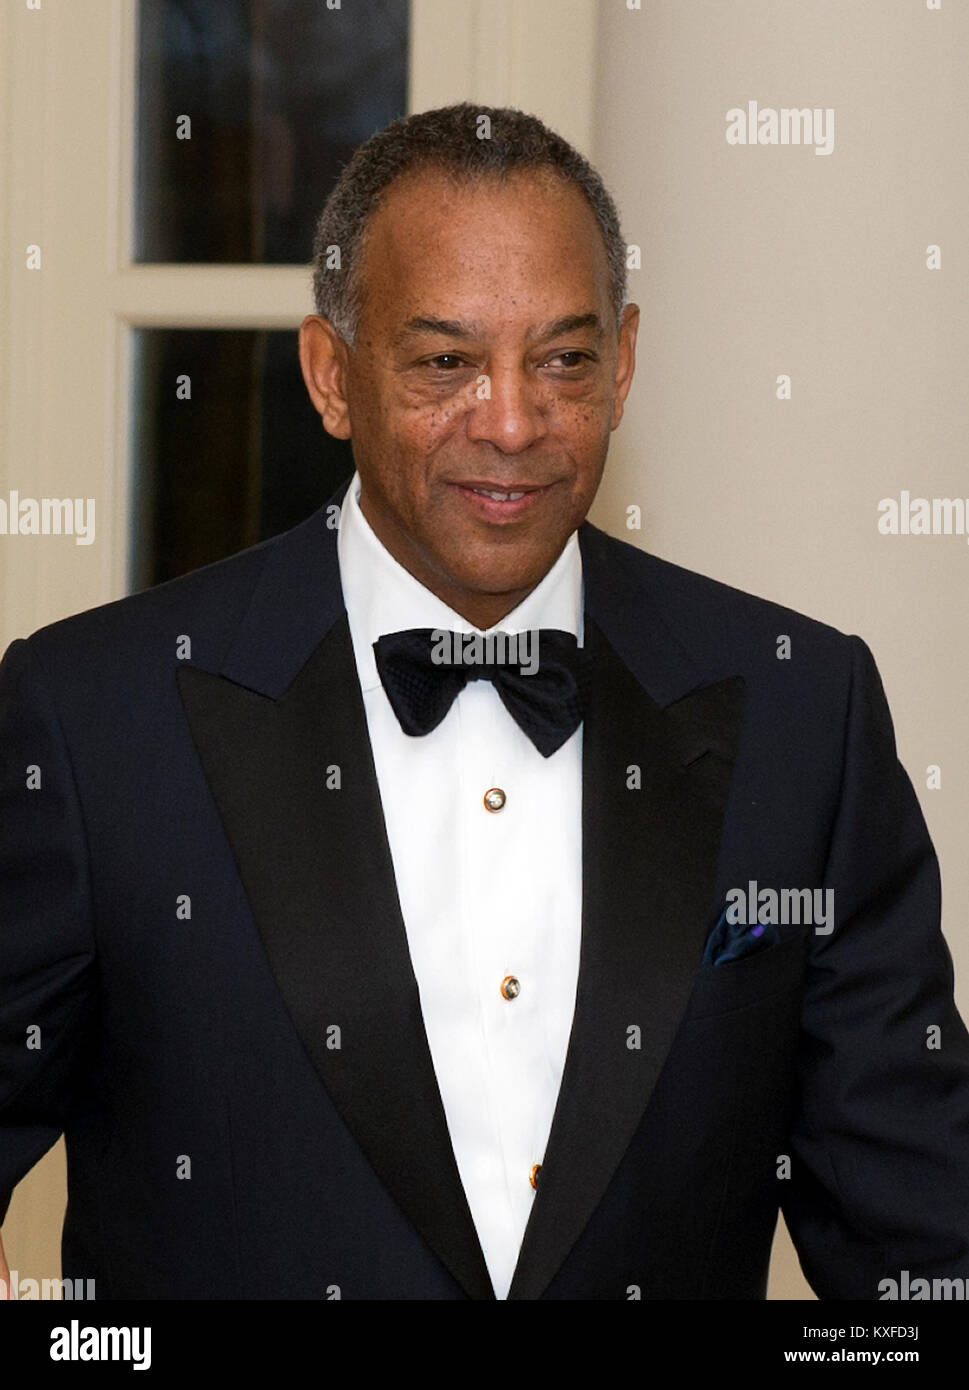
[451,480,549,499]
[448,479,553,522]
[470,487,526,501]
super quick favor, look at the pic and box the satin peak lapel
[176,506,494,1301]
[506,525,745,1300]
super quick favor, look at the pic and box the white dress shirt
[337,471,584,1299]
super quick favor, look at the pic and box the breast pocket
[682,933,806,1020]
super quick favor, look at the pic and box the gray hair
[311,102,627,346]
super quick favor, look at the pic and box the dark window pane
[135,0,410,263]
[129,329,353,590]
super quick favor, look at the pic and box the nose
[465,366,550,453]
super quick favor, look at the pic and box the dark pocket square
[702,905,780,967]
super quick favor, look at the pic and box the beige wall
[3,0,966,1301]
[588,0,967,1297]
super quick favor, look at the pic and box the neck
[444,590,533,631]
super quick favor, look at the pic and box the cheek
[391,399,467,460]
[548,375,611,419]
[553,398,613,453]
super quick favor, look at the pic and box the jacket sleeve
[0,637,97,1225]
[781,634,969,1298]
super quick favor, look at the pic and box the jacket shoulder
[16,510,328,677]
[581,521,857,663]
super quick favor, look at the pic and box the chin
[440,542,563,598]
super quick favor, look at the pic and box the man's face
[301,166,638,627]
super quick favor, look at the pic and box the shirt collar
[337,470,584,693]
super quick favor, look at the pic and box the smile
[449,481,553,521]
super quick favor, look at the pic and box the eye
[424,354,467,370]
[545,350,593,369]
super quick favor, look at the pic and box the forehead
[357,166,611,325]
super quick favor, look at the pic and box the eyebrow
[391,311,605,348]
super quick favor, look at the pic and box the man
[2,103,968,1301]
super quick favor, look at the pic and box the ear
[298,316,352,439]
[610,303,640,432]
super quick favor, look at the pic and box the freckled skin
[299,167,639,629]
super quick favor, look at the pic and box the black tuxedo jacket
[2,485,969,1300]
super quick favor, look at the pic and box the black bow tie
[372,627,592,758]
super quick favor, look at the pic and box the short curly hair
[311,102,628,345]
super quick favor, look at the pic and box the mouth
[469,486,529,502]
[448,479,557,521]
